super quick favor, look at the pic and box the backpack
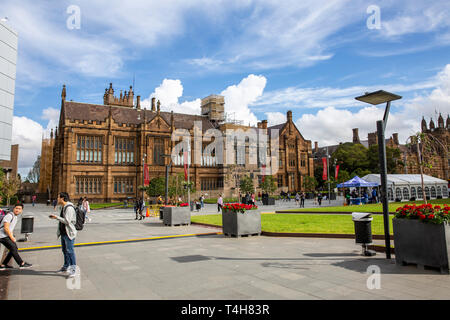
[65,204,85,231]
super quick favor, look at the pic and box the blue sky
[3,0,450,175]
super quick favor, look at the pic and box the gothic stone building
[48,84,314,203]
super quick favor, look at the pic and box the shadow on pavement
[7,269,67,278]
[332,258,445,275]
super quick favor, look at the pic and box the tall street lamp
[355,90,402,259]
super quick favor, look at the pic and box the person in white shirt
[82,197,91,222]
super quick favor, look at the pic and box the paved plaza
[1,204,449,300]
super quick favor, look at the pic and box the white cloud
[12,116,44,177]
[265,112,286,127]
[11,107,60,177]
[142,79,201,115]
[253,79,438,111]
[142,74,266,125]
[294,64,450,147]
[220,74,266,126]
[381,3,450,38]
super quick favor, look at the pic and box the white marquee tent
[362,174,449,201]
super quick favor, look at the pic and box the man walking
[0,203,33,270]
[49,192,78,278]
[300,192,305,208]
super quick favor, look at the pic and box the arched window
[403,187,410,200]
[396,188,402,200]
[411,187,416,198]
[442,185,448,197]
[417,187,423,199]
[425,187,430,198]
[437,186,442,197]
[431,187,436,198]
[388,188,394,201]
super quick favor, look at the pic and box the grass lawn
[191,213,394,235]
[90,203,122,209]
[283,198,450,213]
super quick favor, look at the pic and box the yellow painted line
[18,232,223,252]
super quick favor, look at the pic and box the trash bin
[20,215,34,241]
[159,206,164,220]
[190,201,194,212]
[352,212,376,256]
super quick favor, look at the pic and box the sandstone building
[45,84,314,202]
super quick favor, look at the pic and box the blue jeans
[61,234,76,269]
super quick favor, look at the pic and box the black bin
[159,206,164,220]
[352,212,375,256]
[21,215,34,234]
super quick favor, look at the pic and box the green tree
[1,176,21,206]
[260,175,277,195]
[142,177,165,197]
[302,175,318,192]
[239,175,254,194]
[331,142,369,175]
[367,145,401,174]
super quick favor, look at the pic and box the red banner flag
[322,157,327,181]
[335,164,340,180]
[144,164,149,186]
[183,151,188,181]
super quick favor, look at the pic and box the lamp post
[355,90,402,259]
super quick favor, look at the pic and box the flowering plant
[395,203,450,224]
[178,202,189,207]
[222,203,258,213]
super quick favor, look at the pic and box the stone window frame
[76,135,103,164]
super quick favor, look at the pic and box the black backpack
[65,204,85,231]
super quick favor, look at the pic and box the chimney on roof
[314,141,318,153]
[157,100,161,114]
[136,96,141,109]
[261,120,267,129]
[352,128,360,144]
[392,133,399,145]
[151,98,156,112]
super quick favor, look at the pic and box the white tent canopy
[362,174,449,201]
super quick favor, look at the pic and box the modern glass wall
[0,21,18,161]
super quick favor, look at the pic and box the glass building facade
[0,20,18,161]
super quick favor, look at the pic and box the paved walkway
[1,204,449,300]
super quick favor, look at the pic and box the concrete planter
[393,218,450,273]
[163,207,191,226]
[222,209,261,237]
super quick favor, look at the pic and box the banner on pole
[335,164,340,180]
[183,151,188,181]
[144,164,149,186]
[322,157,327,181]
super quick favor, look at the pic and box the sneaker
[0,265,13,270]
[19,262,32,269]
[56,267,69,274]
[67,268,77,278]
